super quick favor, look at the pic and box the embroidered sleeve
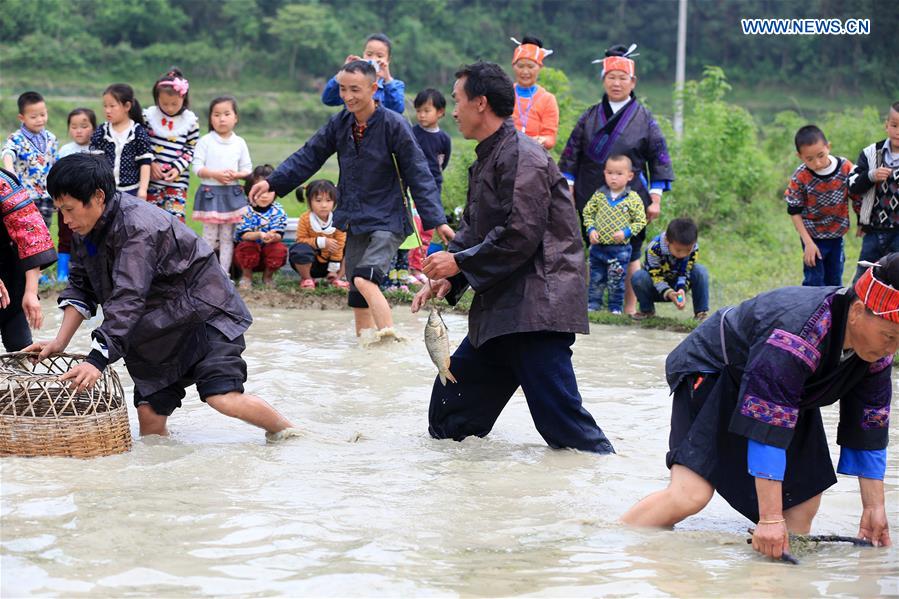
[837,355,891,451]
[729,327,821,448]
[0,170,56,269]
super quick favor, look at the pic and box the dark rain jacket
[666,286,891,451]
[445,120,589,347]
[59,192,252,396]
[267,105,446,236]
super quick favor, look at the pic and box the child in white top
[192,96,252,275]
[59,108,96,158]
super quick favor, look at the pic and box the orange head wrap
[592,43,639,78]
[510,37,553,66]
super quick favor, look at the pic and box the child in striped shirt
[144,68,199,221]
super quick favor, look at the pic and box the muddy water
[2,303,897,597]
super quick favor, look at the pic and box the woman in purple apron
[559,44,674,314]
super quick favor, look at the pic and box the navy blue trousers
[428,332,615,454]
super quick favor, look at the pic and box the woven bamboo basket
[0,352,131,458]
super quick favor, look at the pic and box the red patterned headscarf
[511,37,553,66]
[854,263,899,323]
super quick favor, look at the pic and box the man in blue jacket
[250,61,453,338]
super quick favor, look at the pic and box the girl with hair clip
[510,35,559,150]
[89,83,152,198]
[144,67,199,221]
[192,96,252,276]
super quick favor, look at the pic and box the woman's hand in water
[752,520,789,560]
[411,279,451,313]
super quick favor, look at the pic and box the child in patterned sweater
[582,154,647,313]
[785,125,855,287]
[234,165,288,289]
[2,91,58,229]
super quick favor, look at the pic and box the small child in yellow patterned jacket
[582,154,647,313]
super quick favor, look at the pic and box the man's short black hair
[794,125,828,152]
[891,101,899,115]
[414,88,447,111]
[454,61,515,118]
[666,217,698,246]
[341,60,378,83]
[17,91,44,114]
[47,154,116,205]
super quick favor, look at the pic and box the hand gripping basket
[0,353,132,458]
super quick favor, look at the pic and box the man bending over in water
[27,154,298,441]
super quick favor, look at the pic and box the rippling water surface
[2,302,897,596]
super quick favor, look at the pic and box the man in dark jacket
[250,60,454,339]
[412,61,614,454]
[27,154,296,440]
